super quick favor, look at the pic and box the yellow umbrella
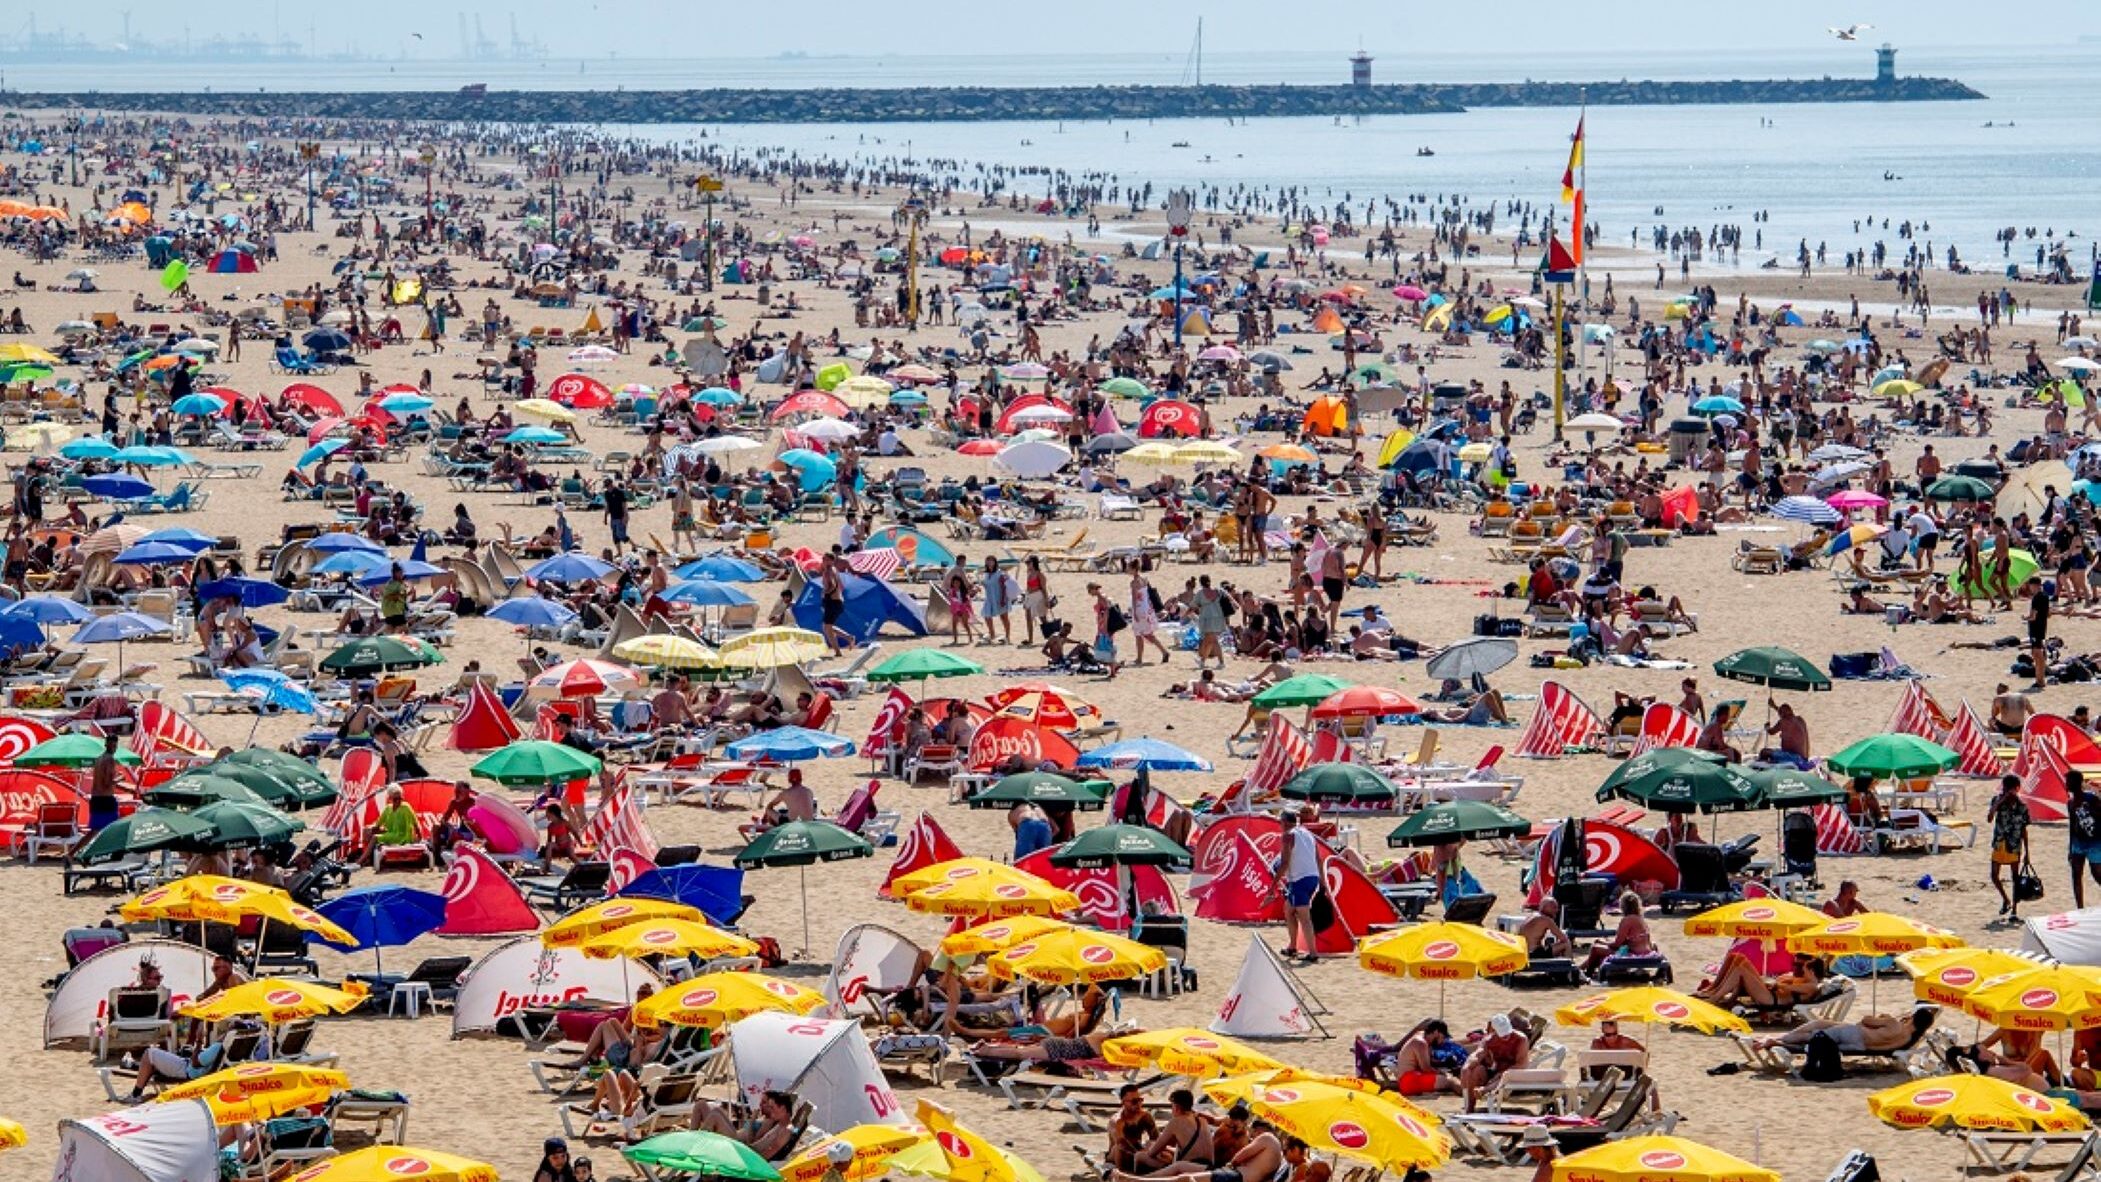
[1788,912,1963,956]
[892,857,1045,899]
[1421,304,1454,333]
[904,872,1079,918]
[1375,429,1416,467]
[158,1063,349,1124]
[1456,441,1495,463]
[0,344,59,365]
[631,971,826,1029]
[1204,1068,1398,1107]
[1869,1073,2090,1133]
[1202,1075,1448,1170]
[1173,440,1241,466]
[1103,1029,1285,1078]
[287,1146,499,1182]
[888,1139,1044,1182]
[836,375,896,409]
[513,398,578,423]
[1873,379,1925,399]
[988,927,1167,985]
[1961,965,2101,1032]
[1900,947,2049,1008]
[1550,1135,1777,1182]
[541,898,703,948]
[780,1124,927,1182]
[1122,441,1184,467]
[577,918,757,962]
[611,634,722,670]
[0,1119,24,1150]
[7,422,75,449]
[717,626,830,669]
[181,978,368,1024]
[1682,898,1829,940]
[1357,923,1528,1016]
[1555,987,1750,1035]
[123,876,356,946]
[913,1100,1034,1182]
[939,916,1075,957]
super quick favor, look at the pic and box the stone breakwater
[4,77,1984,123]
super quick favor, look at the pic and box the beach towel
[1515,679,1605,758]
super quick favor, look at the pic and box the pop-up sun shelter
[56,1099,218,1181]
[729,1011,910,1132]
[791,572,927,644]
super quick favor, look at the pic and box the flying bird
[1827,23,1872,40]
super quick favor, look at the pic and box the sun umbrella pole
[801,864,811,956]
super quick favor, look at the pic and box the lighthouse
[1876,43,1897,84]
[1350,50,1373,89]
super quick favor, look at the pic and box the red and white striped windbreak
[131,701,213,763]
[581,782,659,860]
[1944,701,2008,778]
[1887,679,1953,743]
[1515,680,1606,758]
[1629,702,1701,757]
[1244,713,1313,797]
[1809,803,1867,855]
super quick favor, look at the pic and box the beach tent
[435,843,540,936]
[1310,307,1345,335]
[1212,932,1325,1039]
[0,766,86,837]
[878,812,965,899]
[207,249,258,274]
[2023,908,2101,965]
[730,1012,909,1131]
[548,373,613,409]
[452,935,663,1037]
[1179,309,1214,337]
[791,573,927,645]
[56,1100,218,1182]
[826,924,926,1018]
[46,940,214,1047]
[1138,399,1202,439]
[861,526,954,572]
[447,680,524,751]
[1301,396,1351,438]
[1526,818,1681,907]
[1190,826,1284,925]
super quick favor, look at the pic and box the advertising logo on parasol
[2022,989,2061,1010]
[1652,1001,1690,1020]
[1081,944,1117,965]
[1423,941,1460,960]
[1637,1151,1688,1170]
[1327,1122,1370,1151]
[1912,1088,1956,1107]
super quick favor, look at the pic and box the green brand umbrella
[734,820,872,953]
[1596,748,1765,814]
[142,773,273,810]
[1385,800,1532,848]
[192,801,302,850]
[1250,673,1355,709]
[967,772,1109,810]
[1924,475,1997,503]
[320,635,443,675]
[1824,734,1959,781]
[1048,823,1192,869]
[868,649,984,685]
[13,734,142,769]
[1751,766,1848,810]
[1279,762,1400,805]
[75,807,215,864]
[160,259,190,294]
[471,740,601,785]
[208,759,339,810]
[623,1131,780,1182]
[1713,646,1831,693]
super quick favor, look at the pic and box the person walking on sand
[2068,770,2101,909]
[1128,562,1169,667]
[1271,810,1323,963]
[2029,578,2054,690]
[1089,582,1121,679]
[1988,774,2032,919]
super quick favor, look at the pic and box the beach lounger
[1962,1129,2096,1175]
[522,861,611,911]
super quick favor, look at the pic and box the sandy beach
[1,110,2099,1182]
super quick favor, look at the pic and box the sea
[3,44,2096,267]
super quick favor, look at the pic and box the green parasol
[14,734,142,769]
[207,759,339,810]
[74,807,215,864]
[1824,734,1959,781]
[1924,475,1997,503]
[734,821,873,953]
[1713,646,1831,692]
[867,649,984,685]
[1047,823,1192,869]
[471,740,601,785]
[1279,762,1400,805]
[966,772,1109,810]
[1250,673,1355,709]
[1385,800,1532,847]
[1954,547,2040,599]
[320,635,443,675]
[1596,748,1765,814]
[142,773,273,810]
[623,1131,781,1182]
[191,801,302,850]
[1751,766,1849,810]
[160,259,189,293]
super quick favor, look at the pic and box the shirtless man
[1761,702,1812,769]
[1392,1019,1461,1096]
[1131,1090,1213,1175]
[741,769,817,838]
[1992,682,2035,738]
[1461,1012,1531,1111]
[1112,1125,1283,1182]
[1516,898,1571,957]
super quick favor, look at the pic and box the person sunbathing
[1391,1019,1463,1096]
[1580,893,1656,977]
[1108,1128,1283,1182]
[1515,899,1572,957]
[1843,584,1889,615]
[1695,953,1828,1009]
[1749,1008,1937,1056]
[1420,689,1509,725]
[1460,1012,1531,1112]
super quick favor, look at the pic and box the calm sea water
[4,45,2095,263]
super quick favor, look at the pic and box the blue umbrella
[0,612,44,652]
[488,597,579,629]
[354,559,445,587]
[503,426,567,445]
[83,473,154,500]
[315,884,449,976]
[297,439,347,469]
[1075,737,1213,772]
[170,394,227,417]
[377,393,434,413]
[526,552,614,583]
[60,437,120,461]
[140,527,217,550]
[75,612,173,644]
[777,449,837,491]
[303,327,353,352]
[112,445,193,467]
[617,864,746,926]
[889,390,928,405]
[114,541,204,566]
[304,532,384,554]
[1691,396,1746,417]
[1,595,95,625]
[674,554,764,583]
[222,668,320,742]
[662,579,754,608]
[694,387,742,406]
[197,576,291,607]
[725,726,857,762]
[311,550,389,576]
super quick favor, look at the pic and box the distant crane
[1827,23,1873,41]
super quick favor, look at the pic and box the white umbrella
[1812,461,1870,487]
[171,338,219,356]
[796,417,859,442]
[2068,336,2099,349]
[693,435,762,455]
[1807,444,1872,464]
[1565,413,1624,432]
[66,268,99,281]
[2059,358,2101,374]
[993,440,1074,480]
[1008,404,1073,425]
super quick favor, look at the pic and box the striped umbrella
[1772,496,1841,526]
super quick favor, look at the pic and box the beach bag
[1800,1031,1845,1082]
[1105,605,1128,635]
[2016,856,2047,904]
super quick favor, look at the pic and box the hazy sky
[11,0,2094,58]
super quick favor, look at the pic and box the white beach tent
[1211,932,1327,1039]
[54,1099,218,1182]
[824,924,925,1019]
[45,940,214,1048]
[729,1011,909,1132]
[2023,907,2101,963]
[451,935,664,1038]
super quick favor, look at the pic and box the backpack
[1800,1031,1845,1082]
[1217,592,1236,620]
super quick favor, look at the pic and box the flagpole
[1575,90,1589,389]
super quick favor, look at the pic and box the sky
[8,0,2095,59]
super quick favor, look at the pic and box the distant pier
[1,76,1986,124]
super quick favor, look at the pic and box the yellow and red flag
[1560,116,1585,265]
